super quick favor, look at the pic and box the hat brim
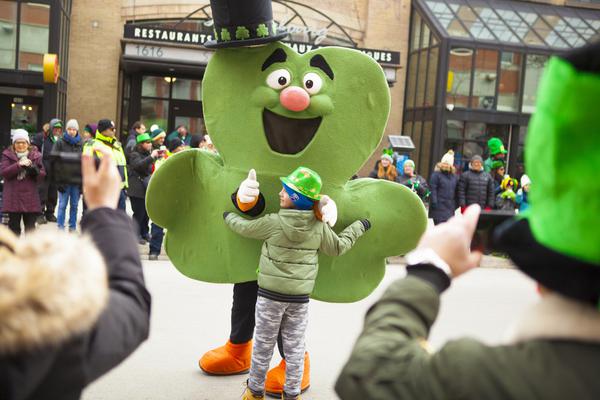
[204,32,289,49]
[280,177,322,201]
[494,217,600,305]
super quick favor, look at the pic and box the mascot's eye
[266,69,291,90]
[303,73,323,95]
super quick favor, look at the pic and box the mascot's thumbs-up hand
[318,195,338,227]
[237,169,260,204]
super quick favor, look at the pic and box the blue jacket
[516,189,530,212]
[428,164,458,222]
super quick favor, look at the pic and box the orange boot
[198,340,252,375]
[265,352,310,397]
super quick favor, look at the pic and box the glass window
[522,54,549,114]
[464,122,486,141]
[496,9,544,46]
[172,78,202,101]
[447,48,473,109]
[411,12,422,51]
[416,50,428,107]
[425,0,470,38]
[564,16,598,42]
[472,49,498,110]
[519,10,569,48]
[474,7,519,43]
[142,76,170,98]
[18,3,50,71]
[425,46,439,107]
[447,119,463,140]
[405,52,418,109]
[453,3,495,41]
[403,121,413,137]
[11,102,38,132]
[498,52,522,112]
[420,121,433,178]
[0,0,18,69]
[412,121,423,167]
[140,98,169,130]
[421,22,431,49]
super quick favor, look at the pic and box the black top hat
[204,0,288,49]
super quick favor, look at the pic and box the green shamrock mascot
[146,0,427,395]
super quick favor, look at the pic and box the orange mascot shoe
[198,340,252,375]
[265,352,310,397]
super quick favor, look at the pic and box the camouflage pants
[248,296,309,397]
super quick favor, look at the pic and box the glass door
[0,95,42,149]
[169,100,205,136]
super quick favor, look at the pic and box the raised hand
[237,168,260,204]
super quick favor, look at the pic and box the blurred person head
[190,134,203,148]
[42,123,50,135]
[12,129,30,153]
[131,121,146,136]
[97,119,116,138]
[49,119,63,137]
[439,150,454,173]
[168,137,186,154]
[150,127,166,147]
[177,125,188,137]
[469,155,483,172]
[403,160,415,177]
[83,124,96,140]
[66,119,79,137]
[520,174,531,192]
[136,133,153,152]
[380,153,392,168]
[200,134,217,153]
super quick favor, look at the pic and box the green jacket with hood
[224,209,366,296]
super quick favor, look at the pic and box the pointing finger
[248,169,256,181]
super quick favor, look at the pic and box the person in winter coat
[82,123,96,144]
[0,129,45,235]
[128,133,159,243]
[428,150,458,225]
[483,137,508,173]
[32,118,61,224]
[490,160,506,196]
[335,42,600,400]
[369,152,397,181]
[495,176,518,212]
[516,174,531,213]
[396,159,429,202]
[52,119,83,231]
[125,121,146,161]
[0,145,151,400]
[166,125,191,148]
[457,155,494,211]
[83,119,128,211]
[225,167,369,400]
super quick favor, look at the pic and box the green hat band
[214,21,278,43]
[280,166,323,201]
[136,133,152,143]
[526,57,600,265]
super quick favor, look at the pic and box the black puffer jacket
[127,147,156,198]
[457,169,494,208]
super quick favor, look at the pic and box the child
[496,175,518,212]
[224,166,370,400]
[516,174,531,212]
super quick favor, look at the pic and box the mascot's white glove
[237,169,260,204]
[318,195,338,227]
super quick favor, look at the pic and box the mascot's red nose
[280,86,310,112]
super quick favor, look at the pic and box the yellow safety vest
[83,132,129,189]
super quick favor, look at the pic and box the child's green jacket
[224,209,366,296]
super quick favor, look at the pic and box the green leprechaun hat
[280,166,323,201]
[204,0,288,49]
[487,137,507,156]
[136,133,152,144]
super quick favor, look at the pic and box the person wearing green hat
[128,133,160,244]
[336,41,600,399]
[224,166,370,400]
[484,137,508,173]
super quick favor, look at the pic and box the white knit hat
[441,150,454,166]
[150,124,159,133]
[520,174,531,187]
[12,129,30,144]
[66,119,79,131]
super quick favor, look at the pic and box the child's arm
[223,212,277,240]
[320,220,370,257]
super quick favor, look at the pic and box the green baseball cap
[136,133,152,144]
[488,137,507,156]
[280,166,323,201]
[525,56,600,265]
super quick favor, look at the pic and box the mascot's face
[202,42,390,184]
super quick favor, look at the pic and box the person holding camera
[335,42,600,400]
[128,133,160,244]
[52,119,83,231]
[0,145,151,400]
[1,129,45,235]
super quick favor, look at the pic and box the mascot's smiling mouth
[263,109,322,155]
